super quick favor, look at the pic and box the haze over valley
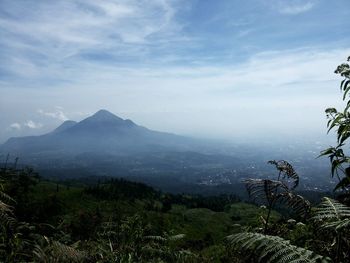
[0,109,333,193]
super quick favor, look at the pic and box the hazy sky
[1,0,349,143]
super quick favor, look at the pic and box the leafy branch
[320,56,350,194]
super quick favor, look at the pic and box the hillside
[1,110,197,155]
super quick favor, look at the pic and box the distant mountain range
[0,110,333,191]
[0,110,245,188]
[0,110,197,157]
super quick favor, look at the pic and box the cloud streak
[9,123,21,130]
[38,108,68,121]
[24,120,43,129]
[278,1,315,15]
[0,0,188,89]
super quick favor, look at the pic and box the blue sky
[0,0,350,142]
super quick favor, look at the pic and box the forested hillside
[0,160,349,262]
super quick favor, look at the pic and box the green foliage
[228,202,280,227]
[33,237,86,263]
[82,214,197,262]
[0,165,86,263]
[0,164,40,222]
[227,197,350,262]
[312,197,350,223]
[227,232,331,263]
[3,156,350,262]
[84,178,160,201]
[320,56,350,195]
[311,197,350,262]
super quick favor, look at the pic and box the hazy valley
[1,110,333,195]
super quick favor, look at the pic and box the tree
[321,56,350,200]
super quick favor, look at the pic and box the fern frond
[144,233,185,243]
[175,249,198,260]
[0,191,15,205]
[51,240,86,262]
[244,179,287,203]
[33,237,86,263]
[144,235,167,242]
[0,195,16,230]
[227,232,330,263]
[167,234,185,241]
[312,197,350,234]
[312,197,350,221]
[0,211,17,229]
[0,200,13,213]
[277,192,311,217]
[268,160,299,189]
[321,218,350,231]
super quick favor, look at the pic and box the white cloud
[24,120,43,129]
[38,108,68,121]
[0,0,180,48]
[0,0,186,83]
[9,123,21,130]
[278,1,315,15]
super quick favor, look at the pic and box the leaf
[331,159,343,177]
[312,197,350,221]
[325,108,338,114]
[340,79,347,90]
[227,232,330,263]
[318,147,336,158]
[342,80,350,99]
[243,179,286,203]
[339,131,350,145]
[268,160,299,189]
[334,175,350,191]
[277,192,311,217]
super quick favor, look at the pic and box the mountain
[51,120,77,134]
[0,110,243,187]
[0,110,196,157]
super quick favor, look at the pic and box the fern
[142,232,196,262]
[227,232,331,263]
[244,179,310,217]
[144,233,185,243]
[268,160,299,189]
[278,192,311,216]
[244,179,287,203]
[312,197,350,220]
[312,197,350,230]
[244,160,310,234]
[0,181,16,231]
[321,218,350,231]
[33,237,86,263]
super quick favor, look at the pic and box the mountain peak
[90,109,123,122]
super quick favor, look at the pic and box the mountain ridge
[0,110,196,156]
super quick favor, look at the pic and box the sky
[0,0,350,143]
